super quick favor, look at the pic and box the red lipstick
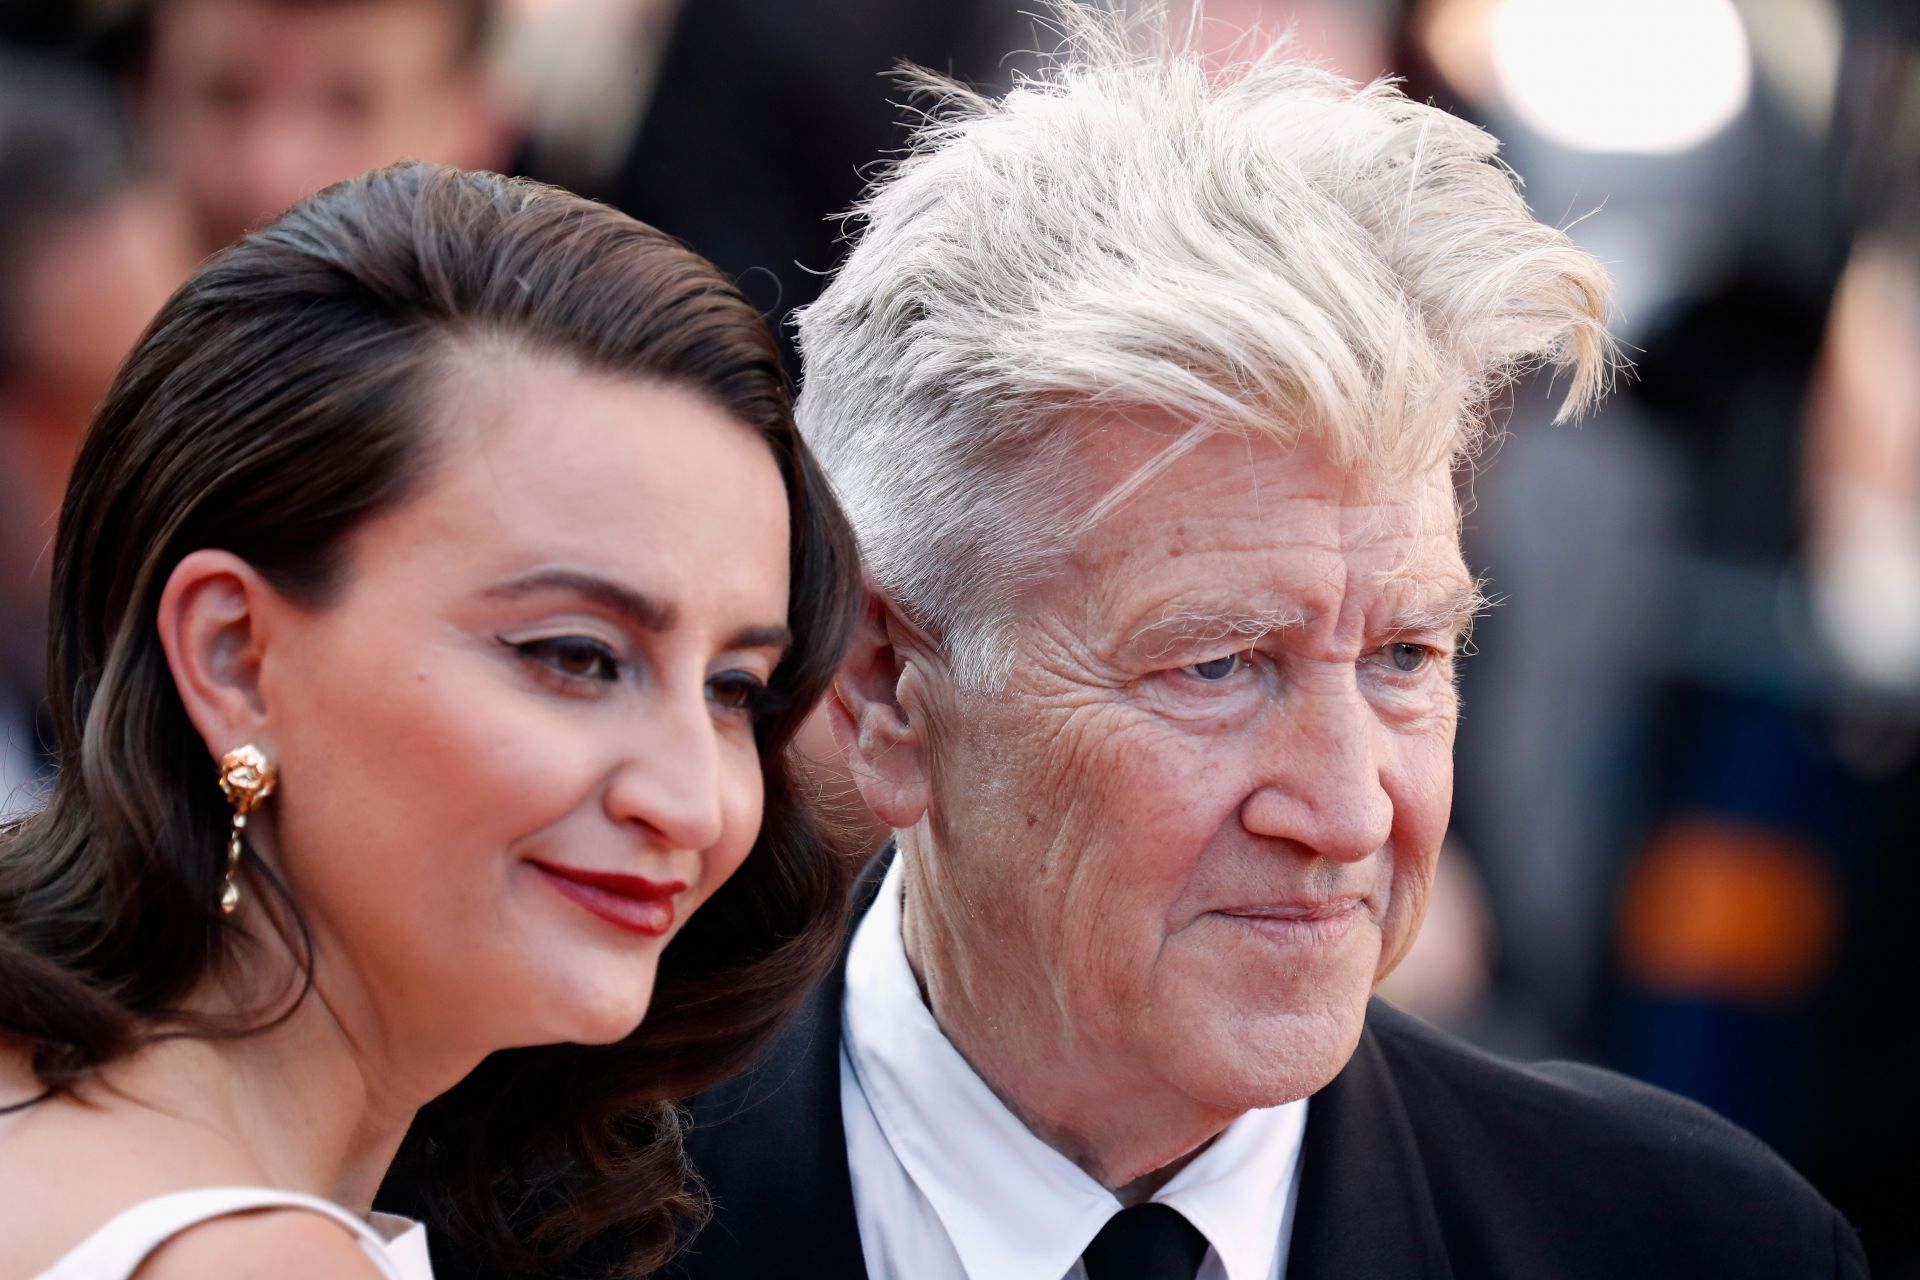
[530,861,688,937]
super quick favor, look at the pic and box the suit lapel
[667,851,895,1280]
[1285,1004,1454,1280]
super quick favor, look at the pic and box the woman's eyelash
[500,636,774,717]
[706,672,770,717]
[504,636,623,683]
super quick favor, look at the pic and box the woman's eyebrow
[484,569,676,632]
[726,624,793,656]
[485,571,790,655]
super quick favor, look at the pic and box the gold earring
[217,745,277,915]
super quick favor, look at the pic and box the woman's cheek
[697,753,767,897]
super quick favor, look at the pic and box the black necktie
[1080,1203,1211,1280]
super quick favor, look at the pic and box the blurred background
[0,0,1914,1270]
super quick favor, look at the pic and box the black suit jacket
[661,854,1867,1280]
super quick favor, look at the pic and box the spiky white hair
[795,2,1613,688]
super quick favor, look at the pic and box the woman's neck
[128,914,485,1214]
[200,987,409,1212]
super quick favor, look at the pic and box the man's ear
[827,588,936,831]
[154,549,276,764]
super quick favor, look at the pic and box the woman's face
[248,351,791,1059]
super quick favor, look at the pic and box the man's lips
[529,860,689,938]
[1214,898,1366,945]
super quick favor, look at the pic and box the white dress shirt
[841,856,1308,1280]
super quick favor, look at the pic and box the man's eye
[706,672,769,717]
[514,637,620,682]
[1384,642,1432,674]
[1184,652,1249,682]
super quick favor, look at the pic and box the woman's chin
[536,986,658,1047]
[481,966,660,1050]
[489,923,671,1046]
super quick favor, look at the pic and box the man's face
[911,415,1473,1113]
[142,0,489,251]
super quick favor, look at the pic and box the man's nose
[1239,680,1393,863]
[602,690,727,854]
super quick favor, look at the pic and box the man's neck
[896,840,1241,1194]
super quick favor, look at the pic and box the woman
[0,163,861,1278]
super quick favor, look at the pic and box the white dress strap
[34,1186,416,1280]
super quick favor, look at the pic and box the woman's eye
[707,672,769,717]
[1184,652,1249,682]
[513,637,621,683]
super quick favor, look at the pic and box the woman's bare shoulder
[130,1210,390,1280]
[0,1075,268,1277]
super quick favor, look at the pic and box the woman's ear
[154,549,277,762]
[827,589,937,831]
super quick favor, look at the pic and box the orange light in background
[1617,817,1841,1002]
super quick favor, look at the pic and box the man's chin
[1166,997,1371,1112]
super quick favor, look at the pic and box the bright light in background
[1741,0,1844,137]
[1490,0,1753,154]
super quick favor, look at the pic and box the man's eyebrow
[1383,580,1492,644]
[1127,606,1311,657]
[484,569,677,632]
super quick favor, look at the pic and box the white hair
[794,2,1614,689]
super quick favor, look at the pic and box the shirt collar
[842,854,1307,1280]
[1156,1091,1307,1280]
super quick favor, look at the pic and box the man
[648,8,1864,1279]
[123,0,507,255]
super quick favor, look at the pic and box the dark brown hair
[0,163,861,1274]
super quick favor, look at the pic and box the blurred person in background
[593,0,1033,376]
[0,53,193,818]
[116,0,512,256]
[1396,0,1920,1269]
[1785,7,1920,1267]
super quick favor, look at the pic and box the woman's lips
[530,860,689,938]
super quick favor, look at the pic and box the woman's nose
[602,691,728,853]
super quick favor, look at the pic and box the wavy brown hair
[0,163,862,1274]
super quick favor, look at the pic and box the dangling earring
[217,745,277,915]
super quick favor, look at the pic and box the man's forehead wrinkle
[1241,428,1267,529]
[1332,488,1428,551]
[1026,602,1138,689]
